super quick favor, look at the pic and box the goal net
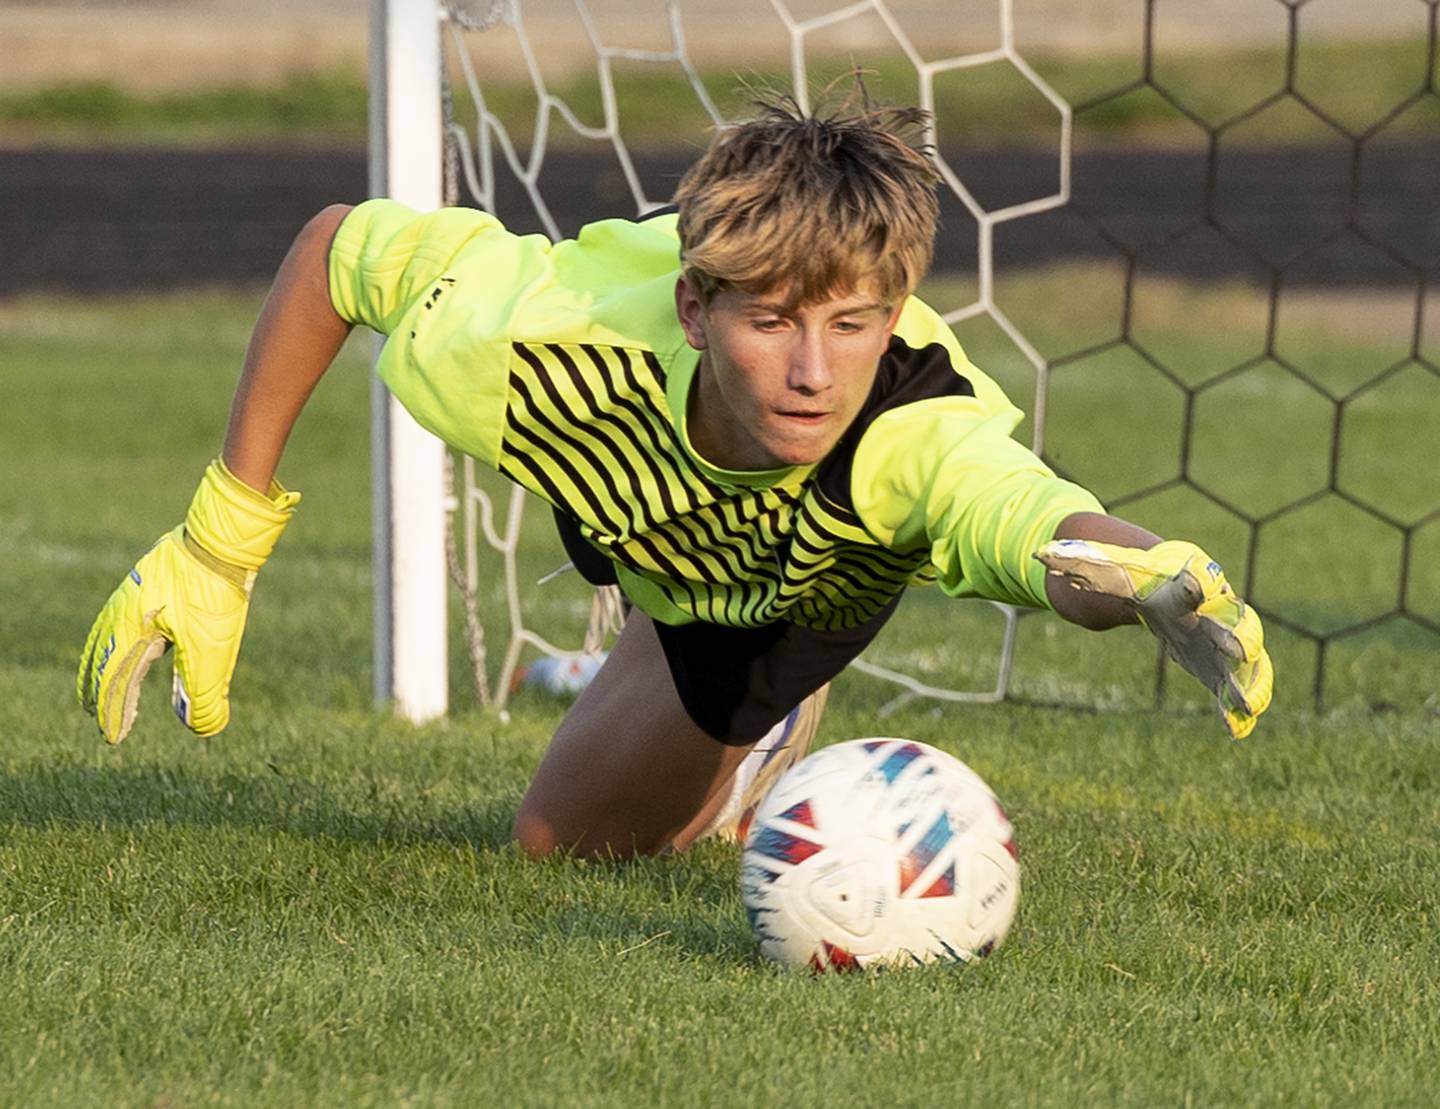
[376,0,1440,720]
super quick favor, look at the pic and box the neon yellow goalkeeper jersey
[328,199,1103,631]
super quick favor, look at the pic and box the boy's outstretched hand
[1035,539,1273,739]
[77,460,299,744]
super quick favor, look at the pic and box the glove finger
[1229,602,1266,661]
[1243,646,1275,719]
[1220,644,1275,740]
[77,611,106,715]
[78,575,145,726]
[1212,601,1271,738]
[171,630,234,737]
[150,525,250,739]
[1222,703,1255,741]
[171,666,229,735]
[96,626,170,744]
[1201,616,1246,664]
[1222,669,1253,720]
[1139,571,1204,629]
[1194,586,1249,653]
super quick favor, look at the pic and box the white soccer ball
[739,737,1019,971]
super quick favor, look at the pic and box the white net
[435,0,1440,717]
[438,0,1055,715]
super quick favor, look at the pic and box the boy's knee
[511,802,566,859]
[511,799,665,861]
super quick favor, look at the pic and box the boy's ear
[674,276,709,350]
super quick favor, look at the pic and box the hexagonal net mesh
[438,0,1440,717]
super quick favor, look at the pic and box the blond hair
[674,90,938,307]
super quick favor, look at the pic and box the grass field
[2,35,1435,149]
[2,286,1437,1106]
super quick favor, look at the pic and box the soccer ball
[739,737,1019,971]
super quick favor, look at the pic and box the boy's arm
[873,302,1273,737]
[77,205,354,744]
[224,204,355,490]
[851,401,1272,739]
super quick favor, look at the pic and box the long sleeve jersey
[328,199,1104,631]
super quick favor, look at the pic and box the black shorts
[554,508,902,745]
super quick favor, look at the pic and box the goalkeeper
[78,92,1272,858]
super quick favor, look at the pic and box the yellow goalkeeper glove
[1034,539,1273,739]
[77,459,300,744]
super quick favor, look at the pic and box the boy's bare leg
[511,609,756,859]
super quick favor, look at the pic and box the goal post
[368,0,448,722]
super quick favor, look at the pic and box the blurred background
[5,1,1435,290]
[3,0,1437,715]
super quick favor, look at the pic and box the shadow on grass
[0,764,760,875]
[1,762,760,963]
[0,762,517,851]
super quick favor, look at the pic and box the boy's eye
[752,317,787,331]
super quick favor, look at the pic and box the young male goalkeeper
[78,95,1272,858]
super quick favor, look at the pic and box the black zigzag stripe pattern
[497,338,954,630]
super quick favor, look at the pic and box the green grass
[2,287,1438,1105]
[2,36,1434,148]
[0,72,370,148]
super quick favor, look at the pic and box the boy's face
[676,277,904,470]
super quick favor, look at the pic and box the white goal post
[369,0,449,722]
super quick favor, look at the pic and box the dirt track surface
[4,141,1435,297]
[3,148,369,296]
